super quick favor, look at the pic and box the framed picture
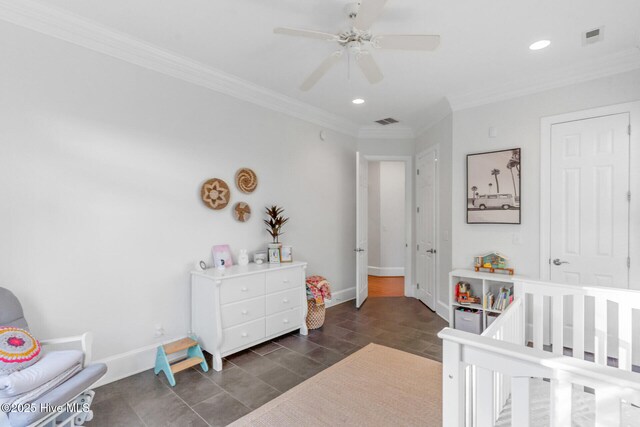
[280,246,293,263]
[467,148,521,224]
[268,247,281,264]
[212,245,233,268]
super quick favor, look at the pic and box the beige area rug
[230,343,442,427]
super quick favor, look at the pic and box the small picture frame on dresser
[268,247,281,264]
[212,244,233,268]
[280,246,293,263]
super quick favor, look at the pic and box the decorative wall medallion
[235,168,258,193]
[201,178,230,210]
[233,202,251,222]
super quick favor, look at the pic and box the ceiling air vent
[375,117,399,125]
[583,27,604,46]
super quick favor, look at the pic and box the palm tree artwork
[471,186,478,198]
[491,169,501,193]
[488,183,493,193]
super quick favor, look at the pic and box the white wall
[451,69,640,279]
[379,162,406,273]
[368,161,406,276]
[0,24,357,378]
[416,114,453,318]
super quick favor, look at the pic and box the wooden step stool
[154,337,209,386]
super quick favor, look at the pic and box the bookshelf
[449,269,524,333]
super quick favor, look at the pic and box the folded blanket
[0,350,83,405]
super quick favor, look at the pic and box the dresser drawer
[266,307,301,337]
[222,318,265,353]
[266,288,300,316]
[221,297,265,328]
[219,274,265,305]
[266,268,300,293]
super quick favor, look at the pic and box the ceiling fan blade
[373,34,441,51]
[353,0,388,31]
[356,51,383,84]
[274,27,338,42]
[300,51,343,91]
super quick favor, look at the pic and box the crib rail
[439,327,640,427]
[514,279,640,369]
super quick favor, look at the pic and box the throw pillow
[0,327,42,375]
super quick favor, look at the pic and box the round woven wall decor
[201,178,230,210]
[233,202,251,222]
[235,168,258,193]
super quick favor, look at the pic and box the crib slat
[595,387,620,427]
[552,295,563,355]
[594,297,607,365]
[618,302,632,371]
[511,377,530,427]
[533,294,544,350]
[572,294,585,360]
[550,379,572,427]
[475,367,494,427]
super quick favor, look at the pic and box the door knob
[553,258,569,266]
[426,249,437,254]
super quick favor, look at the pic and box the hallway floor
[87,297,446,427]
[368,275,404,297]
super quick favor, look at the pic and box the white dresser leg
[213,353,223,371]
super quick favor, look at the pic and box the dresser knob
[283,319,289,324]
[241,310,248,315]
[241,287,248,292]
[282,298,289,303]
[241,332,248,337]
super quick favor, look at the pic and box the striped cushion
[0,327,42,375]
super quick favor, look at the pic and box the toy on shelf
[474,252,514,275]
[455,281,481,305]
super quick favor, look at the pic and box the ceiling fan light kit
[274,0,440,91]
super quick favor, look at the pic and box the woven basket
[306,300,326,330]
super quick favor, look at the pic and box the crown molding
[357,126,416,140]
[448,48,640,111]
[0,0,361,137]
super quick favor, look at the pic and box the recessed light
[529,40,551,50]
[352,98,365,105]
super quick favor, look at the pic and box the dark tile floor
[87,297,447,427]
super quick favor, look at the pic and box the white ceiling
[25,0,640,131]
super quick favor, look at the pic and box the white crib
[439,279,640,426]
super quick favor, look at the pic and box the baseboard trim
[436,300,450,322]
[93,336,187,387]
[325,286,356,308]
[95,286,355,386]
[367,266,404,277]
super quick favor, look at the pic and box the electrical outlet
[154,324,165,338]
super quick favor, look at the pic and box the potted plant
[264,205,289,263]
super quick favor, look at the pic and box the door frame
[416,146,440,310]
[540,101,640,287]
[362,154,414,297]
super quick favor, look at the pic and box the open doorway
[367,160,406,297]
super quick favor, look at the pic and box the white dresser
[191,261,308,371]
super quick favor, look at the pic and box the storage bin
[454,307,483,334]
[486,312,500,328]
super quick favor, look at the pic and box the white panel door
[550,113,630,288]
[416,149,437,310]
[356,152,368,308]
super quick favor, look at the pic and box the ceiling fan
[274,0,440,91]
